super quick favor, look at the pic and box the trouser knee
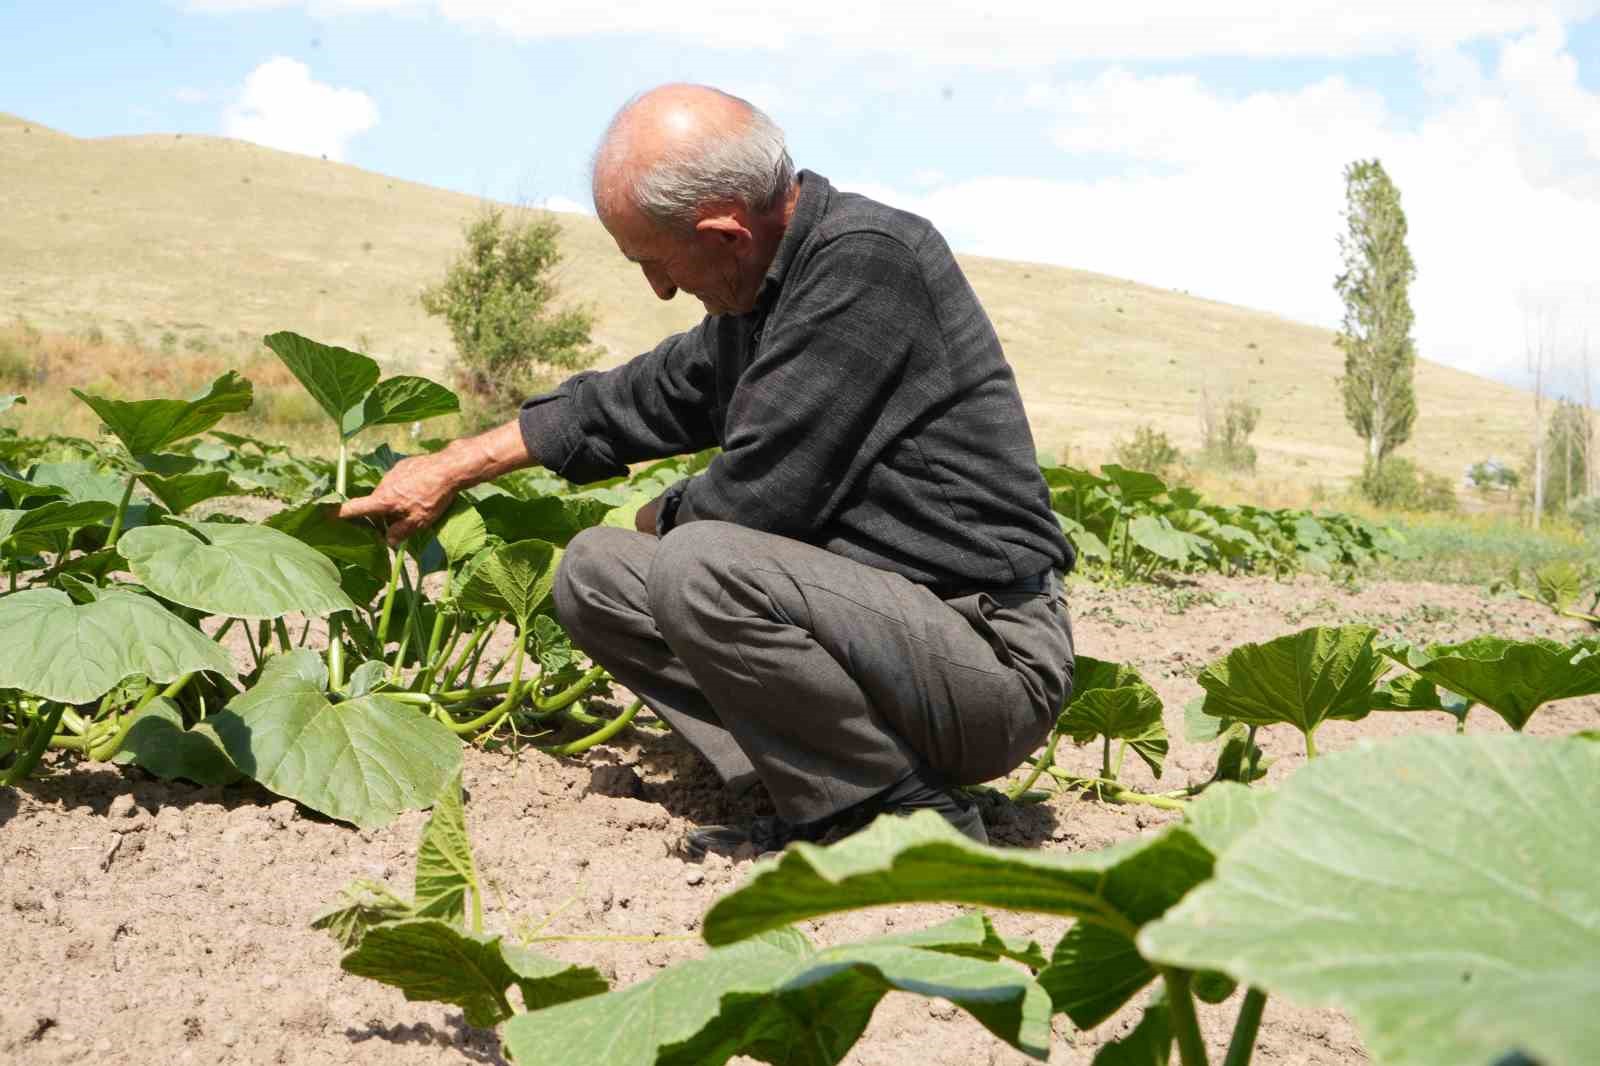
[646,521,747,647]
[552,526,633,641]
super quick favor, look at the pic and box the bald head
[592,83,795,233]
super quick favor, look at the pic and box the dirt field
[3,573,1593,1066]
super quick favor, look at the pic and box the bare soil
[3,574,1593,1066]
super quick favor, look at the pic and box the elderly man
[342,84,1075,855]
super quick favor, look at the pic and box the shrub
[1358,456,1456,513]
[159,331,179,355]
[1113,424,1182,478]
[1198,393,1260,472]
[421,207,599,422]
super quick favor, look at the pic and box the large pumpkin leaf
[702,807,1218,1029]
[71,371,253,457]
[455,538,560,628]
[1197,624,1386,737]
[1384,636,1600,731]
[503,923,1051,1066]
[0,462,65,505]
[476,494,618,547]
[207,650,461,828]
[1141,735,1600,1066]
[340,918,606,1028]
[137,470,238,514]
[1055,513,1109,562]
[1100,464,1168,507]
[353,375,459,434]
[265,501,390,606]
[262,331,381,432]
[0,588,236,704]
[120,518,356,620]
[1129,514,1208,567]
[434,499,486,564]
[109,697,241,785]
[0,500,116,552]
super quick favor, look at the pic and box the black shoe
[683,773,987,860]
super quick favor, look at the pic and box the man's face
[601,202,752,317]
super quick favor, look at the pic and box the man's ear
[694,212,752,248]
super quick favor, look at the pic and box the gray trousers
[553,520,1075,824]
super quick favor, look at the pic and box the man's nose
[641,264,677,301]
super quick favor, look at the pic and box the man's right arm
[340,321,720,545]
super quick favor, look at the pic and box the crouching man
[341,83,1075,855]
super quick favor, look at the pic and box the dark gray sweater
[519,170,1072,593]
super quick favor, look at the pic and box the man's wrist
[442,421,533,490]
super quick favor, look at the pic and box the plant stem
[540,698,643,757]
[1304,728,1319,759]
[1007,729,1061,801]
[1243,725,1260,786]
[243,622,262,670]
[1162,968,1210,1066]
[104,472,138,550]
[88,674,192,761]
[335,438,349,497]
[327,615,346,692]
[1101,734,1113,781]
[531,666,607,714]
[274,617,293,654]
[1,702,66,785]
[1223,988,1267,1066]
[375,553,404,647]
[1112,739,1128,782]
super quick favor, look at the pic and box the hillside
[0,111,1535,484]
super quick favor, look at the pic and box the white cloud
[841,23,1600,384]
[188,1,1600,64]
[538,195,592,215]
[222,56,378,160]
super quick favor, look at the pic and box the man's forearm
[438,419,535,490]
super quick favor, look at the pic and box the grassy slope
[0,111,1534,483]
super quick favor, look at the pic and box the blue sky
[4,2,1600,388]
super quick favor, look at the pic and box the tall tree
[1334,159,1418,465]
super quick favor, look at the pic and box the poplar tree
[1334,159,1417,465]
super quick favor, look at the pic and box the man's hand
[635,494,663,535]
[338,420,532,546]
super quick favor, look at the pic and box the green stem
[328,614,346,692]
[414,572,454,693]
[540,698,643,757]
[1101,734,1113,781]
[104,472,138,550]
[274,617,293,654]
[1223,988,1267,1066]
[1243,724,1260,786]
[531,666,607,714]
[435,634,528,736]
[243,622,262,670]
[1304,728,1318,760]
[89,674,191,761]
[1163,969,1210,1066]
[1,702,67,785]
[440,626,490,692]
[1112,739,1128,782]
[1008,729,1061,801]
[375,553,404,647]
[335,438,349,498]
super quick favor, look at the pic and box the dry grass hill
[1,111,1535,490]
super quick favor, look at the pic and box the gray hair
[594,90,795,232]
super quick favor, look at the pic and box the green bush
[1113,424,1183,479]
[1198,396,1260,472]
[1358,456,1456,513]
[421,208,599,421]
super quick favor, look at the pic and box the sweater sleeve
[517,316,720,484]
[671,232,935,536]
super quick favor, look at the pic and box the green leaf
[0,394,24,414]
[502,927,1050,1066]
[1197,624,1386,736]
[1128,515,1204,566]
[1141,735,1600,1066]
[71,371,253,456]
[0,462,65,505]
[340,918,606,1028]
[1101,464,1168,506]
[354,375,459,434]
[262,331,381,431]
[120,519,357,620]
[265,501,390,606]
[1182,695,1228,743]
[1091,991,1171,1066]
[413,771,475,924]
[109,697,241,785]
[455,538,561,628]
[311,879,414,950]
[137,470,237,514]
[0,500,116,551]
[1385,636,1600,732]
[207,650,461,828]
[1060,686,1168,779]
[434,499,486,564]
[477,493,617,547]
[0,588,237,704]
